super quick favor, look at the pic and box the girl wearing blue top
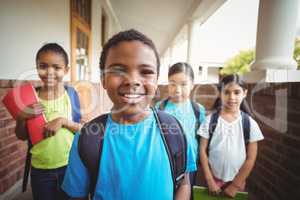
[198,74,264,198]
[155,62,206,197]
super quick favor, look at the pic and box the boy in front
[62,29,196,200]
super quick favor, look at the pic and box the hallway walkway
[13,189,32,200]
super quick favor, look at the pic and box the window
[71,0,92,81]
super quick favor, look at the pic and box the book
[27,115,45,145]
[2,83,46,145]
[193,186,248,200]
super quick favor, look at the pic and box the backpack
[78,108,187,199]
[207,110,250,154]
[22,85,81,192]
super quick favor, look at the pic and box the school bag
[22,85,81,192]
[207,110,250,154]
[78,108,187,199]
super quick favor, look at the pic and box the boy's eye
[141,69,155,75]
[107,67,125,75]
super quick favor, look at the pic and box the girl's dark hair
[99,29,160,77]
[212,74,252,115]
[36,43,69,66]
[168,62,194,82]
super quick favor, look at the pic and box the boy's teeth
[124,94,140,98]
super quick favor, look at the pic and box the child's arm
[15,103,44,140]
[175,173,191,200]
[44,118,82,137]
[200,138,221,195]
[61,118,83,132]
[15,118,29,140]
[224,142,258,197]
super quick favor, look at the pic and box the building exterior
[1,0,300,199]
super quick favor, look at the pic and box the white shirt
[198,112,264,182]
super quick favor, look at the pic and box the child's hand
[207,179,222,196]
[17,103,44,120]
[44,117,66,137]
[223,183,238,198]
[80,115,89,124]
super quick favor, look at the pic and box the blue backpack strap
[78,114,108,198]
[241,111,250,145]
[152,108,187,195]
[64,85,81,123]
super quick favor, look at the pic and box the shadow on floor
[13,189,32,200]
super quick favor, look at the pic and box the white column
[251,0,299,71]
[168,45,174,67]
[187,20,201,83]
[244,0,300,83]
[187,20,198,65]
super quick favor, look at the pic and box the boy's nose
[124,71,141,86]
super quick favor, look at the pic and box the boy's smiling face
[102,41,158,119]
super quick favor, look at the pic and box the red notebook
[2,83,46,145]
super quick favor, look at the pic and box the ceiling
[109,0,226,55]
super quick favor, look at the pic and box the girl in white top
[198,74,264,198]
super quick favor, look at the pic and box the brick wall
[0,80,112,196]
[246,82,300,200]
[0,80,29,195]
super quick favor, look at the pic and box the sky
[195,0,300,64]
[195,0,260,64]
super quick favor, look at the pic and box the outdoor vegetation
[220,39,300,75]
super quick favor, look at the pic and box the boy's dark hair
[36,43,69,66]
[212,74,252,115]
[168,62,194,82]
[99,29,160,76]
